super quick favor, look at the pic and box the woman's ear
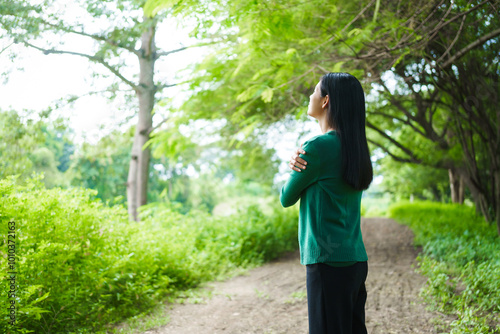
[322,95,329,109]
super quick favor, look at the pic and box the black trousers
[306,261,368,334]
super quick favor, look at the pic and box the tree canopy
[146,0,500,233]
[0,0,216,220]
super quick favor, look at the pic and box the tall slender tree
[0,0,206,221]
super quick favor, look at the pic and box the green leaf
[31,291,50,305]
[236,85,259,103]
[332,61,344,72]
[143,0,180,17]
[261,87,274,103]
[347,28,361,37]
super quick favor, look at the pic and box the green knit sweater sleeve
[280,140,320,208]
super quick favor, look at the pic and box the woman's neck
[319,121,335,134]
[317,114,335,133]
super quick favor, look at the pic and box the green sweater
[280,130,368,266]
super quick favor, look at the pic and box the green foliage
[68,125,201,209]
[216,134,281,189]
[39,120,75,173]
[368,1,500,226]
[148,118,281,208]
[29,148,66,188]
[376,157,451,202]
[68,128,133,205]
[174,0,392,141]
[0,110,39,180]
[389,202,500,333]
[144,0,182,17]
[0,175,298,333]
[0,109,72,188]
[149,126,198,162]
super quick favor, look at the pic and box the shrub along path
[142,218,451,334]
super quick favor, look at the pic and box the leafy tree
[377,155,451,202]
[69,121,267,214]
[68,124,195,209]
[213,132,280,191]
[365,0,500,232]
[0,109,71,187]
[29,147,67,188]
[69,127,134,205]
[146,0,500,234]
[0,0,210,221]
[147,118,281,212]
[40,119,75,173]
[0,109,41,180]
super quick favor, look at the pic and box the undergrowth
[0,175,298,333]
[389,201,500,333]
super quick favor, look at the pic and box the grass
[389,201,500,333]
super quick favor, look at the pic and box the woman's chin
[307,112,317,119]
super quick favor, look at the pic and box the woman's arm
[280,140,319,207]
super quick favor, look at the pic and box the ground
[141,218,449,334]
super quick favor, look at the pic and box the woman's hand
[289,144,308,172]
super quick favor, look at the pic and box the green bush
[0,175,298,333]
[389,201,500,333]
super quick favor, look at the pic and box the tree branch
[378,79,418,122]
[425,0,490,43]
[155,46,188,58]
[0,42,14,55]
[22,41,138,91]
[305,0,376,59]
[425,0,455,42]
[54,87,134,105]
[155,82,179,91]
[273,67,315,90]
[40,19,139,55]
[368,111,406,123]
[436,10,467,64]
[145,116,171,136]
[357,0,490,62]
[367,139,419,163]
[368,110,427,137]
[366,120,421,161]
[340,0,376,35]
[155,40,223,59]
[439,27,500,69]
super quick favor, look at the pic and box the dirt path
[143,218,442,334]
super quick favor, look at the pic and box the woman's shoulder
[303,131,340,151]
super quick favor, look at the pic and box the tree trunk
[458,175,464,204]
[460,170,492,220]
[127,18,156,221]
[449,168,464,204]
[127,148,138,219]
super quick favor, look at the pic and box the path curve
[142,218,442,334]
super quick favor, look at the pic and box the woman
[279,72,373,334]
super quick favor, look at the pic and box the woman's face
[307,80,328,119]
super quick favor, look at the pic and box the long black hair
[320,72,373,191]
